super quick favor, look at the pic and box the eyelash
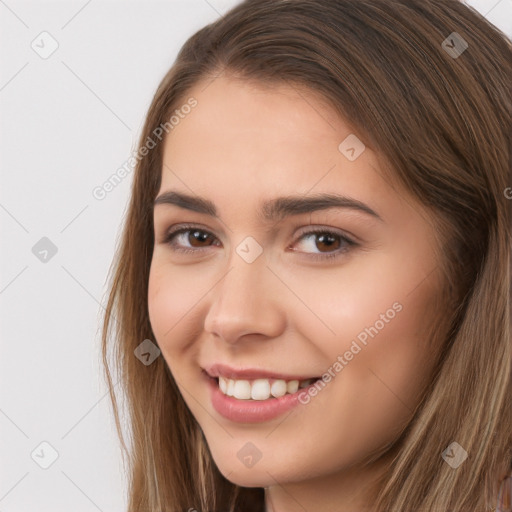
[161,223,358,262]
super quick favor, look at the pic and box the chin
[214,460,277,488]
[224,471,274,488]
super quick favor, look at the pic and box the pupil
[191,230,209,246]
[317,233,339,252]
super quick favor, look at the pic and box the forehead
[164,75,352,154]
[157,75,407,225]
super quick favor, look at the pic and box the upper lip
[203,363,319,381]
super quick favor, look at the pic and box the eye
[162,224,220,253]
[161,224,357,261]
[291,227,357,261]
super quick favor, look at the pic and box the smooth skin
[148,74,446,512]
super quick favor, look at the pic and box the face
[148,75,445,492]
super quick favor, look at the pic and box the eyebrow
[153,190,383,222]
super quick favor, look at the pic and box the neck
[264,450,394,512]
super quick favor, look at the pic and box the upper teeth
[218,377,316,400]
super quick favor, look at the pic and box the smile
[218,376,318,400]
[203,367,323,423]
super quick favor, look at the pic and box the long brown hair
[100,1,512,510]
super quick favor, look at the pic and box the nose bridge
[204,246,284,342]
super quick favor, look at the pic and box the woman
[101,0,512,510]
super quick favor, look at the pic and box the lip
[203,371,319,423]
[203,362,318,381]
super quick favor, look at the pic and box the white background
[1,1,511,510]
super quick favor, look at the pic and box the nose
[203,253,286,345]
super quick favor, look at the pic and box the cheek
[283,251,428,350]
[147,261,200,349]
[147,264,170,341]
[288,250,441,421]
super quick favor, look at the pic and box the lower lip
[205,372,316,423]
